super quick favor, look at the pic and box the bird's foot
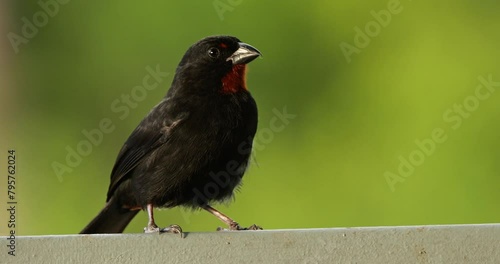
[144,224,160,233]
[144,224,183,237]
[216,222,263,231]
[160,224,183,238]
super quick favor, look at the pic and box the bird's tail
[80,196,139,234]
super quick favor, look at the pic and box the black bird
[80,35,262,234]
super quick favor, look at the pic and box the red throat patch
[221,64,247,94]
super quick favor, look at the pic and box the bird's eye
[208,47,220,58]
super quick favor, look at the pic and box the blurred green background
[1,0,500,236]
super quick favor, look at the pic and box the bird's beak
[227,42,262,65]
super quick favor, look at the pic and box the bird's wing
[106,100,188,201]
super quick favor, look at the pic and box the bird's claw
[246,224,263,230]
[144,224,160,233]
[216,222,263,231]
[160,224,183,238]
[144,224,183,237]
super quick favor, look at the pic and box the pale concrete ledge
[3,224,500,263]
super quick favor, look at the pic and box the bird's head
[173,35,262,94]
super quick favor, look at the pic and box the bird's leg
[143,204,183,236]
[144,204,160,233]
[203,205,262,231]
